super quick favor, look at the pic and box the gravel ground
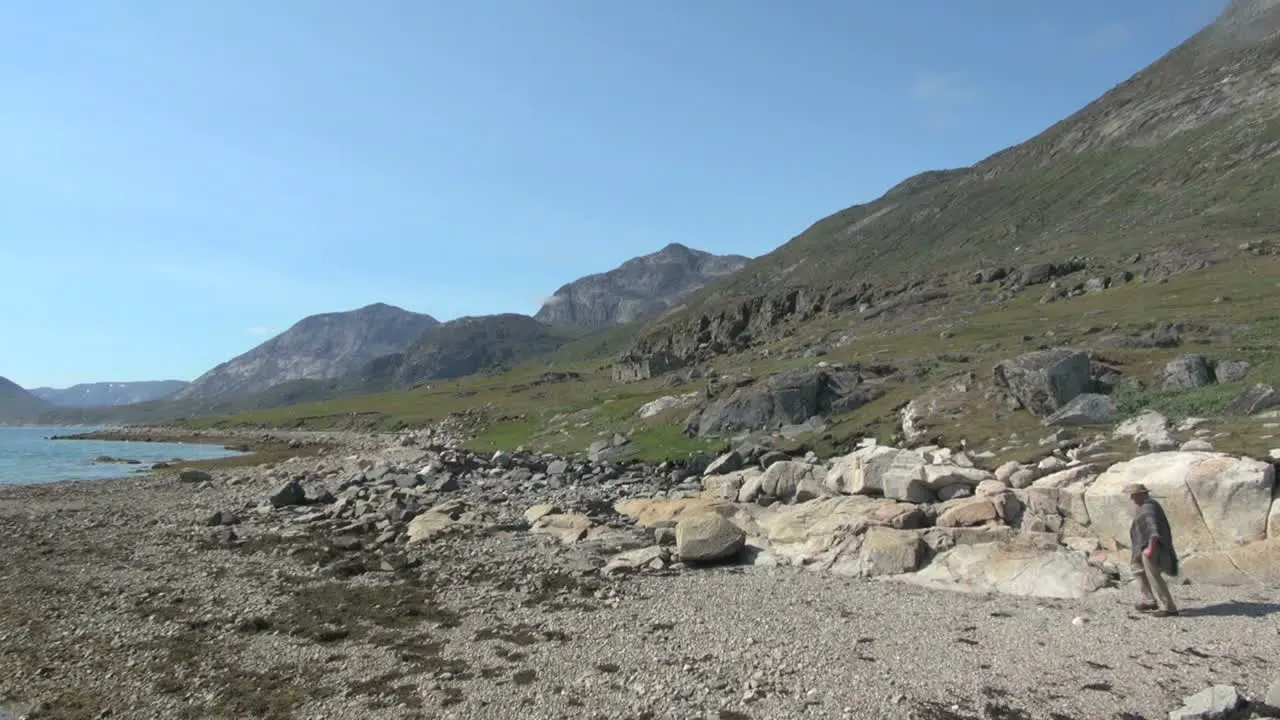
[2,433,1279,720]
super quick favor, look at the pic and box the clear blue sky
[1,0,1225,388]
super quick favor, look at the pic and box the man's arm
[1144,536,1159,558]
[1137,507,1160,558]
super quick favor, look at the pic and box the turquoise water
[0,426,244,485]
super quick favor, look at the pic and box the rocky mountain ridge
[614,0,1280,380]
[0,377,53,424]
[30,380,190,407]
[175,303,440,402]
[535,243,750,331]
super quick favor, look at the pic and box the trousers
[1133,552,1177,611]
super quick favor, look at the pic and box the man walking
[1125,483,1179,617]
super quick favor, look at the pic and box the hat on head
[1123,483,1149,495]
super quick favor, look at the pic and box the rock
[433,475,460,492]
[856,527,925,577]
[703,471,750,501]
[936,484,973,501]
[937,498,1000,528]
[636,393,698,419]
[704,451,744,476]
[269,480,307,509]
[406,512,458,543]
[675,512,745,564]
[1084,452,1276,555]
[994,461,1024,484]
[546,460,568,476]
[205,510,238,526]
[603,546,667,575]
[1044,393,1117,426]
[761,461,824,503]
[1158,355,1215,392]
[1114,411,1179,451]
[530,513,594,545]
[907,541,1110,599]
[1008,468,1038,489]
[737,473,765,503]
[1180,439,1214,451]
[1265,678,1280,713]
[1032,464,1100,490]
[178,468,213,483]
[1227,384,1280,416]
[615,498,736,528]
[524,504,557,525]
[393,473,421,489]
[758,450,789,470]
[693,367,882,437]
[1214,360,1251,384]
[332,536,362,552]
[1168,685,1242,720]
[1179,537,1280,585]
[992,349,1093,416]
[824,446,932,503]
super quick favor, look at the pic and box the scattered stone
[1114,411,1179,451]
[1214,360,1251,384]
[1044,393,1117,427]
[704,451,744,476]
[1158,355,1215,392]
[992,348,1093,416]
[1227,384,1280,416]
[205,510,238,526]
[269,479,307,509]
[178,468,213,483]
[1168,685,1242,720]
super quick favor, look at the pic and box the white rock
[1179,439,1214,452]
[1084,452,1276,554]
[1113,411,1179,451]
[906,542,1109,599]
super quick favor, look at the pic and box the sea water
[0,426,244,485]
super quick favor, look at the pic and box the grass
[177,256,1280,462]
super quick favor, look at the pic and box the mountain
[0,377,54,424]
[175,303,439,401]
[617,0,1280,379]
[30,380,189,407]
[360,314,578,390]
[535,243,750,331]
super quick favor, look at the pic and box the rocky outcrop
[992,349,1093,416]
[0,377,55,423]
[535,243,750,331]
[177,303,439,400]
[687,367,883,438]
[909,541,1110,600]
[1228,384,1280,415]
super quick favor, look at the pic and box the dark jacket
[1130,498,1178,576]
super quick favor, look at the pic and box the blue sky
[1,0,1226,388]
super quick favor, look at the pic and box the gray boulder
[1227,384,1280,416]
[1214,359,1251,384]
[1043,393,1116,426]
[269,479,307,509]
[694,367,882,438]
[1158,355,1215,391]
[992,349,1093,416]
[675,513,745,564]
[1168,685,1242,720]
[178,468,213,483]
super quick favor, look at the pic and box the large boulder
[760,461,825,503]
[1213,360,1251,384]
[1083,452,1276,555]
[992,348,1093,416]
[676,512,746,563]
[824,446,932,503]
[1157,354,1215,392]
[1179,537,1280,586]
[1043,393,1117,427]
[855,527,926,577]
[1227,384,1279,416]
[906,541,1110,599]
[757,496,924,569]
[693,367,882,438]
[1113,411,1179,451]
[614,498,736,528]
[529,513,594,545]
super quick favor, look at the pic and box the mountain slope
[176,303,439,401]
[617,0,1280,378]
[0,377,55,424]
[535,243,750,331]
[360,314,579,390]
[31,380,189,407]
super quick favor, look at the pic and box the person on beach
[1125,483,1179,617]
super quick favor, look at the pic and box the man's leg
[1132,561,1157,610]
[1142,554,1178,614]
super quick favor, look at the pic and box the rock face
[0,377,54,423]
[992,349,1093,416]
[1227,384,1280,415]
[177,303,439,400]
[910,542,1110,599]
[29,380,189,407]
[690,367,882,437]
[1157,355,1216,391]
[365,314,572,389]
[1084,452,1276,555]
[535,243,750,331]
[1044,393,1117,426]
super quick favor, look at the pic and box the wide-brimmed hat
[1122,483,1149,495]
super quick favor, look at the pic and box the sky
[0,0,1228,388]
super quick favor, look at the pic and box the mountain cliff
[535,243,750,331]
[0,377,55,424]
[360,314,576,390]
[175,303,439,401]
[616,0,1280,380]
[30,380,189,407]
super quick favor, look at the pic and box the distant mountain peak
[535,244,751,331]
[175,304,439,401]
[30,380,190,407]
